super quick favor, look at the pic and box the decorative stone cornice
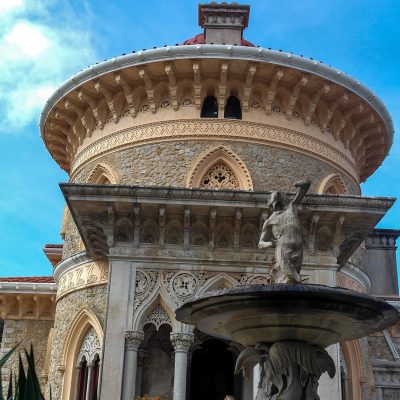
[71,119,359,183]
[170,332,194,352]
[365,228,400,250]
[40,45,393,182]
[0,282,57,295]
[125,330,144,351]
[337,262,371,293]
[53,251,91,281]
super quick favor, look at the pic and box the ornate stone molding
[337,262,371,293]
[144,305,172,330]
[124,330,144,351]
[56,259,109,300]
[77,327,102,365]
[71,119,359,184]
[170,332,194,352]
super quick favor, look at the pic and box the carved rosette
[124,330,144,351]
[170,333,195,353]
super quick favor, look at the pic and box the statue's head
[268,191,285,211]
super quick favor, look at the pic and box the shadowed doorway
[189,338,238,400]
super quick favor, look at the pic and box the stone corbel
[165,63,178,110]
[304,83,330,125]
[103,226,115,249]
[159,206,166,248]
[114,73,138,117]
[242,64,257,111]
[209,208,217,251]
[78,89,104,131]
[184,208,191,250]
[335,104,363,141]
[320,93,348,132]
[94,80,119,123]
[265,69,283,114]
[285,75,308,119]
[192,62,202,109]
[234,208,242,252]
[64,99,90,140]
[138,68,156,113]
[133,204,141,248]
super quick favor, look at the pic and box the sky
[0,0,399,280]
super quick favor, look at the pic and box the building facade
[0,3,399,400]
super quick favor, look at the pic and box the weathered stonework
[73,140,359,194]
[47,284,107,399]
[0,319,54,394]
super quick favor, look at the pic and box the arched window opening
[75,327,101,400]
[76,356,88,400]
[190,338,240,400]
[201,96,218,118]
[96,175,111,185]
[224,96,242,120]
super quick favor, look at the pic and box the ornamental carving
[144,305,172,330]
[57,261,109,300]
[199,162,240,189]
[134,270,158,310]
[172,273,198,298]
[170,333,194,352]
[125,330,144,351]
[70,120,358,184]
[77,327,101,365]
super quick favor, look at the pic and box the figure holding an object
[259,180,311,284]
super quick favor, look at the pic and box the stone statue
[259,180,311,284]
[235,341,335,400]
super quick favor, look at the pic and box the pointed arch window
[201,96,218,118]
[224,96,242,119]
[75,327,101,400]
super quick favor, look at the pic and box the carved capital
[170,332,194,353]
[125,330,144,351]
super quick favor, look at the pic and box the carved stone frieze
[57,260,108,300]
[71,120,358,182]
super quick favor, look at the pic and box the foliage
[0,343,48,400]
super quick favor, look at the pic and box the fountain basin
[176,284,399,348]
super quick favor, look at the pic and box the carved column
[122,330,144,400]
[136,349,149,398]
[171,333,194,400]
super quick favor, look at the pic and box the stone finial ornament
[259,180,311,284]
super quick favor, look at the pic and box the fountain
[176,181,399,400]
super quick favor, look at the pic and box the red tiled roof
[0,277,55,283]
[182,33,254,47]
[44,244,63,248]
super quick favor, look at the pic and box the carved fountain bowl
[176,284,399,348]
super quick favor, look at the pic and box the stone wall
[73,140,359,194]
[47,284,107,399]
[0,319,54,395]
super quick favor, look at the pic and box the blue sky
[0,0,399,279]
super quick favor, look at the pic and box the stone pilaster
[170,333,194,400]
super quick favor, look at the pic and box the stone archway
[189,336,240,400]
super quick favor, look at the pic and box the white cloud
[0,0,97,133]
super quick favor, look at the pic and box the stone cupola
[198,2,250,45]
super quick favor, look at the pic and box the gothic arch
[133,290,176,332]
[187,146,253,190]
[340,340,365,400]
[318,173,349,195]
[199,273,239,294]
[60,307,103,400]
[87,163,116,184]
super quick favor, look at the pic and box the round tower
[43,3,395,400]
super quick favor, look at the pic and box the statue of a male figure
[259,180,311,284]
